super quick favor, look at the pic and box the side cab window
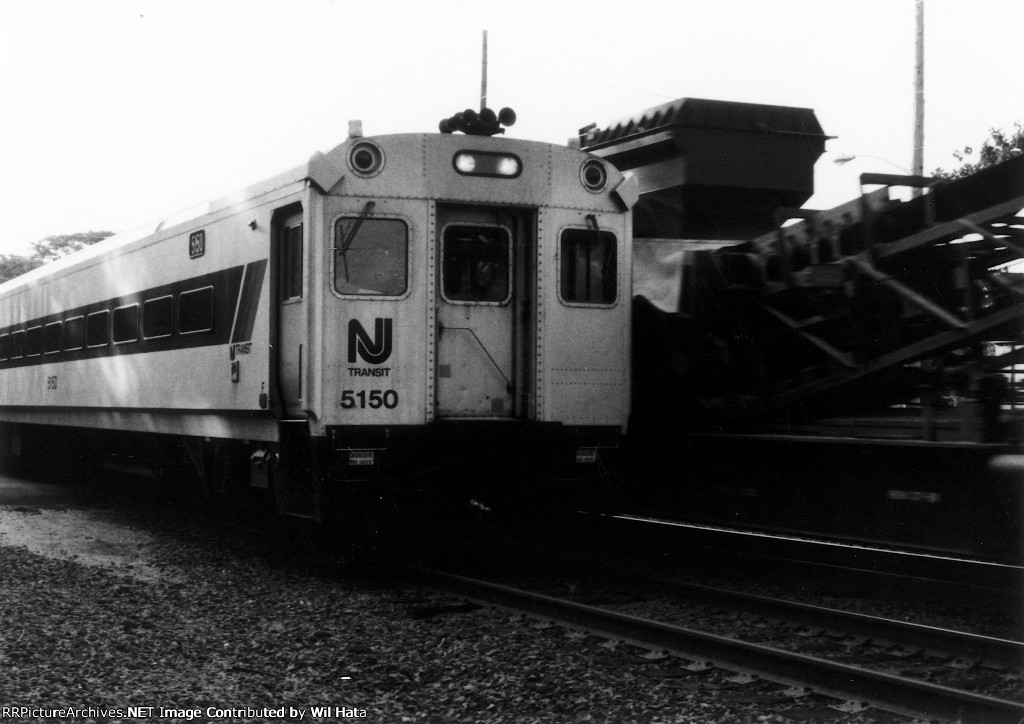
[559,227,618,305]
[280,215,303,301]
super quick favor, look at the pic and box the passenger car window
[87,311,110,347]
[11,330,25,358]
[179,287,214,334]
[113,304,139,344]
[25,326,43,356]
[559,228,617,305]
[143,296,173,339]
[334,217,407,296]
[64,316,85,350]
[43,322,62,354]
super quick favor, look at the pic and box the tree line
[0,231,114,284]
[932,122,1024,179]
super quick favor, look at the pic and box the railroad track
[618,574,1024,669]
[409,567,1024,724]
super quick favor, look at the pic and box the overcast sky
[1,0,1021,255]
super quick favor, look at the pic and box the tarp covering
[632,239,743,313]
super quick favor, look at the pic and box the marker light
[580,158,608,192]
[453,151,522,178]
[348,141,384,177]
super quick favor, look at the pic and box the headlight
[452,151,522,178]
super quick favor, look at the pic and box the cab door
[435,206,531,418]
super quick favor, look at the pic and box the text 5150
[340,389,398,410]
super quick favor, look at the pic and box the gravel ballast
[0,483,929,723]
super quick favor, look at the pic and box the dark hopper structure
[583,98,1024,560]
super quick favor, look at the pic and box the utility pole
[480,30,488,112]
[913,0,925,196]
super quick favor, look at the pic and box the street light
[833,155,913,174]
[833,154,934,203]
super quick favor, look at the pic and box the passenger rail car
[0,124,638,522]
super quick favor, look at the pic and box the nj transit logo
[348,318,393,365]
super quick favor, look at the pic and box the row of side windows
[0,286,214,361]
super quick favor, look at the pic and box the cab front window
[334,217,408,296]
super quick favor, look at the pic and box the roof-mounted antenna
[480,30,488,112]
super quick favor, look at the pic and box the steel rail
[582,515,1023,663]
[607,514,1024,591]
[410,568,1024,724]
[619,574,1024,668]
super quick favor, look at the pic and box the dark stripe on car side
[231,259,267,344]
[0,263,263,369]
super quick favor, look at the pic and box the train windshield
[334,217,408,296]
[441,225,511,304]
